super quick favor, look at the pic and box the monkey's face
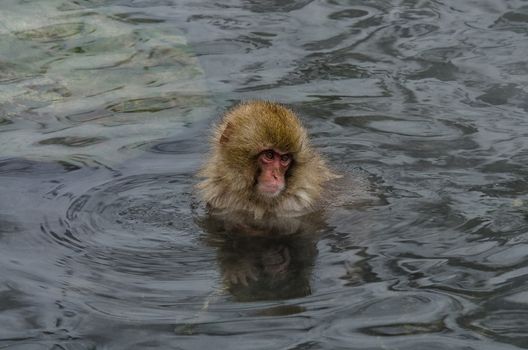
[256,149,292,198]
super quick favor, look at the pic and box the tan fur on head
[197,100,336,219]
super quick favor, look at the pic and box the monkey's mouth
[257,183,285,198]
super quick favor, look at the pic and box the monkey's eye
[280,154,291,163]
[264,150,274,160]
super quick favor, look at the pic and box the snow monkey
[198,100,337,222]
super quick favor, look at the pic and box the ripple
[38,136,107,147]
[63,173,197,250]
[476,84,522,106]
[463,309,528,347]
[324,292,458,344]
[0,117,13,126]
[187,14,253,30]
[14,23,95,42]
[334,115,464,138]
[329,9,369,20]
[149,138,208,154]
[33,173,221,321]
[0,158,80,176]
[492,9,528,33]
[407,61,459,81]
[113,12,166,24]
[107,94,206,113]
[242,0,314,13]
[0,215,20,238]
[360,319,446,336]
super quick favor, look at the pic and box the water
[1,0,528,349]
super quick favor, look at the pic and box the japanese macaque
[197,100,338,221]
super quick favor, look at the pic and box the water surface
[1,0,528,349]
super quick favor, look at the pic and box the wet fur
[197,100,337,219]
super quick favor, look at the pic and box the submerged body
[198,100,337,221]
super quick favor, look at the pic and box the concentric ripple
[38,173,219,322]
[65,173,198,250]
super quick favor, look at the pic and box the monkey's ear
[219,122,234,145]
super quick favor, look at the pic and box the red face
[256,149,292,197]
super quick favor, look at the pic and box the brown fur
[197,100,337,219]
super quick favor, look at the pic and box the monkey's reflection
[200,211,323,301]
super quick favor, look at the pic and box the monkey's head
[199,100,333,217]
[217,101,311,195]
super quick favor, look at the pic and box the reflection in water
[200,212,323,301]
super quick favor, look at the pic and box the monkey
[195,101,383,294]
[197,100,338,223]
